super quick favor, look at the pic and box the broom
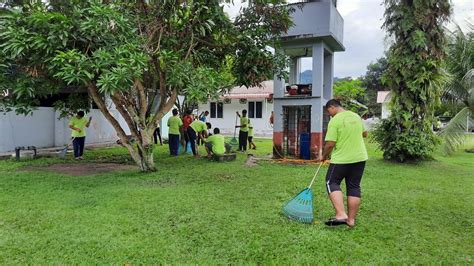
[282,161,324,224]
[58,137,74,159]
[229,115,238,147]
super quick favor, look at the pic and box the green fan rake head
[282,188,314,224]
[282,162,323,224]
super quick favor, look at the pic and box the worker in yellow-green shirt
[248,119,256,150]
[204,128,231,157]
[318,99,368,228]
[167,109,183,156]
[187,120,211,157]
[68,111,92,160]
[236,110,249,152]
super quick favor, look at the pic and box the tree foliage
[439,25,474,154]
[333,78,367,115]
[0,0,292,171]
[372,0,451,162]
[361,56,389,116]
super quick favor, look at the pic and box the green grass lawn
[0,138,473,264]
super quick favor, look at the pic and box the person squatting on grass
[167,109,183,156]
[236,110,249,152]
[68,111,92,160]
[187,120,211,157]
[248,119,256,150]
[318,99,368,228]
[204,128,231,157]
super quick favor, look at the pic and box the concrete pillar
[289,57,298,84]
[273,74,285,99]
[311,42,324,98]
[323,52,334,101]
[310,41,325,158]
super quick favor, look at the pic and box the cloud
[223,0,473,78]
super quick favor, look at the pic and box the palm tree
[440,24,473,154]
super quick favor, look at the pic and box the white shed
[377,91,391,119]
[198,81,274,137]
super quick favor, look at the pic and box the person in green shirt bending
[68,111,92,160]
[186,120,211,157]
[204,128,231,157]
[248,119,256,150]
[167,109,183,156]
[318,99,368,228]
[236,110,249,152]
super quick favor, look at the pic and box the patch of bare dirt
[26,163,137,176]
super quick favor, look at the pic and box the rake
[229,115,238,147]
[58,137,74,159]
[282,162,324,224]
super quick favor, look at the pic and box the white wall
[0,107,130,153]
[198,98,273,137]
[0,107,55,152]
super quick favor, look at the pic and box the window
[210,102,223,118]
[248,101,263,118]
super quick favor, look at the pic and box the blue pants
[168,134,180,156]
[73,137,85,158]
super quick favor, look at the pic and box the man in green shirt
[187,120,211,157]
[204,128,231,156]
[236,110,249,152]
[68,111,92,160]
[167,109,183,156]
[318,99,368,228]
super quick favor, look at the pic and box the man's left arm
[86,116,92,127]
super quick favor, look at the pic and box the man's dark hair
[204,111,209,115]
[325,99,342,109]
[186,109,192,115]
[213,128,220,134]
[242,109,247,114]
[206,122,212,129]
[172,109,179,116]
[77,111,85,117]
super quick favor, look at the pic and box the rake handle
[307,161,324,189]
[233,115,238,138]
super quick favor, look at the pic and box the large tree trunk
[86,83,157,172]
[87,82,177,172]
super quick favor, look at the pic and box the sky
[223,0,473,78]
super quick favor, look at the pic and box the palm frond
[439,107,472,154]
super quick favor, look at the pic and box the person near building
[167,109,183,156]
[235,110,249,152]
[68,111,92,160]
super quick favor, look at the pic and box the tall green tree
[372,0,451,162]
[333,78,367,115]
[0,1,292,171]
[361,56,389,116]
[439,25,473,154]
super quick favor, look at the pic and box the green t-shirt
[190,120,207,133]
[248,121,254,137]
[69,116,88,137]
[325,111,368,164]
[207,134,225,155]
[167,116,183,135]
[240,117,249,132]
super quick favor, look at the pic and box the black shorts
[248,136,253,142]
[325,161,366,198]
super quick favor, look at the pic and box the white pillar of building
[323,52,334,101]
[311,41,324,132]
